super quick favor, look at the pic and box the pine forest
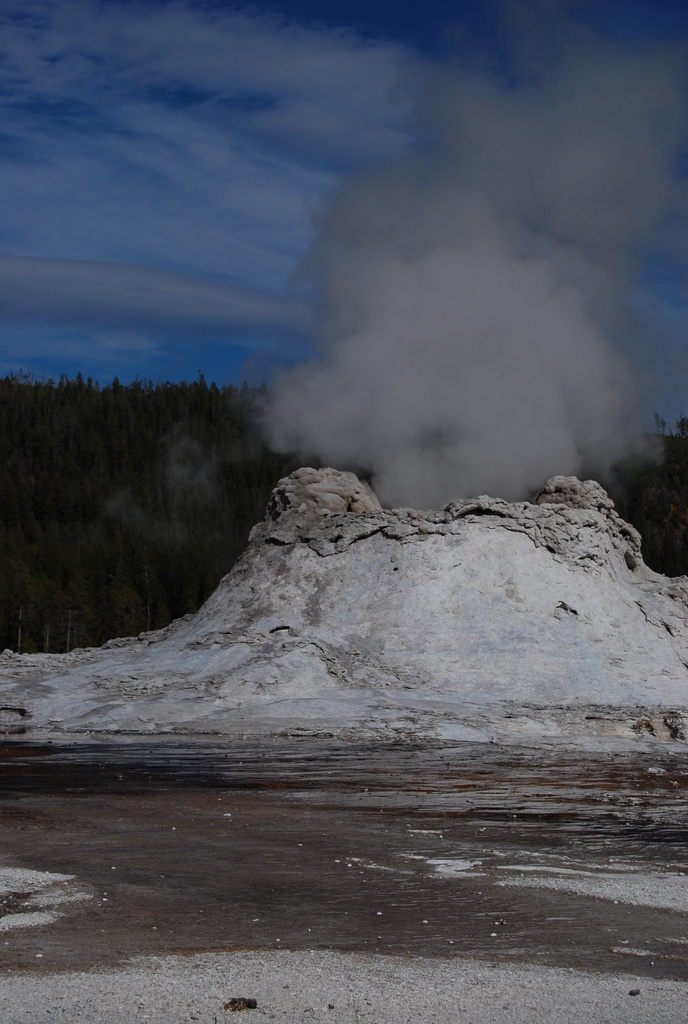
[0,373,294,654]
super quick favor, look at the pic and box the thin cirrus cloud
[0,0,418,376]
[0,254,311,335]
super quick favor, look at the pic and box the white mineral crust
[1,466,687,745]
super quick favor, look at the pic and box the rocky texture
[262,466,381,520]
[1,468,687,745]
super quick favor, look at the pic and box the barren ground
[1,738,687,984]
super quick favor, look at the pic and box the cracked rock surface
[1,468,687,746]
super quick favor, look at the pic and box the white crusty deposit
[1,467,688,745]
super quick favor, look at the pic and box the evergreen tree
[0,373,294,650]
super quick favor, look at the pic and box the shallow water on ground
[0,739,687,978]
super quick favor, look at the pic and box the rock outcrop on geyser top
[2,466,688,746]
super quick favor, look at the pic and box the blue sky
[2,0,688,424]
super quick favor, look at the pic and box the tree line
[0,372,294,653]
[611,421,688,580]
[1,370,688,654]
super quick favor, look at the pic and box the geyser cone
[1,468,687,746]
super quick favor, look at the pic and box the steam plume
[267,24,688,507]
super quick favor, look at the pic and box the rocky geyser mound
[1,467,687,744]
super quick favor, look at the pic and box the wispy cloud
[0,254,310,334]
[0,0,417,371]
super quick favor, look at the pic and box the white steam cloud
[266,23,688,508]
